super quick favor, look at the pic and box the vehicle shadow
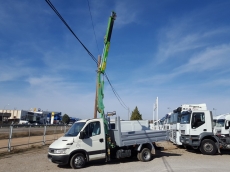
[183,147,230,155]
[57,150,182,169]
[154,150,182,158]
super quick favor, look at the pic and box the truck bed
[110,117,168,147]
[111,129,168,147]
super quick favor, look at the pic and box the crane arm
[97,12,116,134]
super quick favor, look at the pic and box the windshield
[180,112,191,124]
[64,122,86,137]
[216,119,225,127]
[173,113,179,124]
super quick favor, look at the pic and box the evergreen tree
[130,106,142,120]
[62,114,70,124]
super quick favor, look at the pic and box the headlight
[53,149,68,154]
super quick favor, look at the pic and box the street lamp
[2,104,10,123]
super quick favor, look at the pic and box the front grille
[180,130,185,135]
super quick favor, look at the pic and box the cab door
[190,112,207,136]
[80,121,106,160]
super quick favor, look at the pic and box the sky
[0,0,230,120]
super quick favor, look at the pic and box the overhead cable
[45,0,98,65]
[87,0,100,54]
[105,73,129,110]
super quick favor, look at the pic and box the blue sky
[1,0,230,120]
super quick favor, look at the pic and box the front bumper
[47,153,70,165]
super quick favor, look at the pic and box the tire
[70,153,86,169]
[200,139,217,155]
[139,148,152,162]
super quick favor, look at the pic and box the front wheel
[200,139,217,155]
[139,148,152,162]
[70,153,86,169]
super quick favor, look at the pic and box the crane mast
[97,11,116,134]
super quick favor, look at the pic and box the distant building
[0,109,61,124]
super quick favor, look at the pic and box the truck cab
[179,110,222,154]
[214,113,230,136]
[170,104,207,146]
[48,118,106,168]
[169,110,182,145]
[163,113,172,130]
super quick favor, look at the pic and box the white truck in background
[48,117,168,169]
[214,113,230,136]
[180,109,230,155]
[169,104,207,146]
[163,112,172,130]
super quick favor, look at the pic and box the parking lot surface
[1,141,230,172]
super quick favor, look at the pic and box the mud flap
[215,141,221,154]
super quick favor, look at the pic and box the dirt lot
[1,141,230,172]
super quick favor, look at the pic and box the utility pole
[94,55,101,119]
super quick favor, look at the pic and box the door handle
[99,138,104,142]
[203,129,207,131]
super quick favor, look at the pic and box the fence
[0,124,71,152]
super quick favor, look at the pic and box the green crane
[97,11,116,135]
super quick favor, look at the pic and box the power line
[105,73,129,110]
[45,0,98,65]
[87,0,100,55]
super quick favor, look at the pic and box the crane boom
[97,12,116,134]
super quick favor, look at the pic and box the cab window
[191,112,205,128]
[83,121,101,138]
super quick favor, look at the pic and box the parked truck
[169,104,207,146]
[214,113,230,135]
[180,109,230,155]
[48,116,168,168]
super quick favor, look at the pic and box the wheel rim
[143,150,151,160]
[74,156,84,167]
[203,142,213,152]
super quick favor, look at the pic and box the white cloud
[114,1,141,28]
[176,44,230,74]
[138,43,230,85]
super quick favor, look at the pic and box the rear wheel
[200,139,217,155]
[70,153,86,169]
[139,148,151,162]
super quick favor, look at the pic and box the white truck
[180,109,230,155]
[151,118,165,130]
[48,117,168,169]
[163,112,172,130]
[169,104,207,146]
[214,113,230,135]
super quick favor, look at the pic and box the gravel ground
[1,141,230,172]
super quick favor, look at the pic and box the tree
[130,106,142,120]
[62,114,70,124]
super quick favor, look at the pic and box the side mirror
[79,131,85,139]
